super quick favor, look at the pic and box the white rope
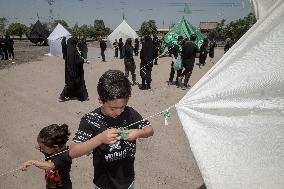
[0,105,176,177]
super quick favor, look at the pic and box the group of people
[168,34,217,89]
[20,69,154,189]
[0,35,14,60]
[121,35,161,90]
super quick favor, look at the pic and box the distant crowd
[0,35,14,61]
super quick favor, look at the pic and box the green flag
[184,3,192,14]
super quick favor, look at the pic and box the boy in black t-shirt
[20,124,72,189]
[69,70,154,189]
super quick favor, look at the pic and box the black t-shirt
[73,106,150,189]
[181,41,199,60]
[45,147,72,189]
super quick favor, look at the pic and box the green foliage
[138,20,157,37]
[0,17,8,35]
[6,23,29,38]
[208,13,256,42]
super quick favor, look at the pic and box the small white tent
[107,20,138,45]
[176,0,284,188]
[47,24,71,57]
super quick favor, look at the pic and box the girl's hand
[20,160,35,171]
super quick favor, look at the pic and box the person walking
[100,38,107,62]
[140,35,154,90]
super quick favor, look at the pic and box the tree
[208,13,256,42]
[0,17,8,35]
[90,20,111,38]
[6,23,29,39]
[138,20,157,37]
[72,23,80,37]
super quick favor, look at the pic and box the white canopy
[47,24,71,57]
[107,20,138,45]
[176,0,284,188]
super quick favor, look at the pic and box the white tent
[107,20,138,45]
[47,24,71,57]
[176,0,284,188]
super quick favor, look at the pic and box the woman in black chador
[59,37,88,102]
[199,38,209,66]
[140,36,154,90]
[118,38,124,59]
[124,38,136,85]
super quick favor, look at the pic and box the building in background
[199,21,218,36]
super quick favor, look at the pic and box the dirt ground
[0,40,223,189]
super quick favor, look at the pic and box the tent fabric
[250,0,278,19]
[176,0,284,188]
[107,20,138,45]
[160,17,206,53]
[29,20,49,44]
[47,24,71,57]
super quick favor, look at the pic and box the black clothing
[153,37,160,65]
[113,41,119,58]
[73,106,150,189]
[45,147,72,189]
[209,41,216,58]
[199,39,209,65]
[78,39,88,59]
[180,41,199,86]
[140,36,154,88]
[100,40,107,61]
[124,39,136,83]
[60,37,88,101]
[168,46,181,83]
[134,39,139,56]
[61,37,67,61]
[118,39,124,59]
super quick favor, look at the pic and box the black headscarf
[124,38,133,59]
[61,37,67,60]
[140,35,154,63]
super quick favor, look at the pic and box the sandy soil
[0,40,223,189]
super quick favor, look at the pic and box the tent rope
[0,104,176,178]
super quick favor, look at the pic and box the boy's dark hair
[97,70,131,103]
[38,124,70,148]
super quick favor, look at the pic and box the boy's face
[99,98,128,118]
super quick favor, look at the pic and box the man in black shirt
[100,39,107,62]
[178,34,199,89]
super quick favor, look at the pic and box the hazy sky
[0,0,253,30]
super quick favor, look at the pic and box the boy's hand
[20,160,35,171]
[123,129,140,141]
[98,128,119,144]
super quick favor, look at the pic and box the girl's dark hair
[97,70,131,103]
[38,124,70,148]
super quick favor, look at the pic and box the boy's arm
[20,159,55,171]
[125,125,154,141]
[69,128,119,159]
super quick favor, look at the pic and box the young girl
[20,124,72,189]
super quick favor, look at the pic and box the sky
[0,0,254,30]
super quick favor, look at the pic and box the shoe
[58,97,70,102]
[177,77,183,88]
[139,85,147,90]
[181,84,191,90]
[167,81,176,85]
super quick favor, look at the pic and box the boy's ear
[97,96,103,104]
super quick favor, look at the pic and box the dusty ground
[0,40,223,189]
